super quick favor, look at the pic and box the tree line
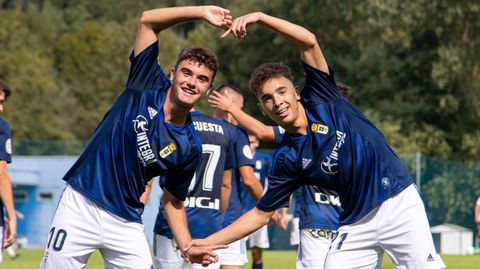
[0,0,478,162]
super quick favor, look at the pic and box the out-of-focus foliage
[0,0,478,162]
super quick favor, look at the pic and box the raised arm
[223,12,328,73]
[135,6,232,56]
[209,91,276,142]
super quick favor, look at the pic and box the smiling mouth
[276,107,289,118]
[182,87,197,96]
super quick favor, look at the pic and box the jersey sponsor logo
[311,123,329,135]
[5,138,11,154]
[243,145,253,159]
[184,196,220,210]
[159,143,176,159]
[134,115,157,166]
[133,115,149,133]
[147,106,158,119]
[315,192,341,207]
[426,253,435,262]
[321,131,346,175]
[193,121,224,135]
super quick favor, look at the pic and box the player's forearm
[221,170,232,215]
[162,190,192,249]
[206,208,272,245]
[229,106,276,142]
[244,179,264,202]
[256,12,316,53]
[140,6,207,33]
[140,178,153,205]
[135,6,208,56]
[256,12,328,73]
[0,170,16,223]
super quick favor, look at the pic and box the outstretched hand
[222,12,261,39]
[203,6,232,30]
[208,91,233,112]
[182,241,228,266]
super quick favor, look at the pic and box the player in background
[39,6,231,268]
[0,80,16,264]
[209,82,349,269]
[189,11,445,269]
[475,196,480,252]
[213,85,266,269]
[239,134,271,269]
[153,107,235,269]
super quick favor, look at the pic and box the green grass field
[2,249,479,268]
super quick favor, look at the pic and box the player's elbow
[138,11,155,30]
[300,32,318,51]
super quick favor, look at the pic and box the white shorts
[325,184,446,269]
[290,217,300,246]
[248,225,269,249]
[220,238,247,266]
[296,228,335,269]
[39,184,153,269]
[153,234,221,269]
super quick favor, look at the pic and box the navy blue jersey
[296,186,342,230]
[257,63,414,226]
[273,124,341,229]
[63,42,202,223]
[223,125,255,227]
[154,111,234,238]
[0,118,12,227]
[240,152,272,213]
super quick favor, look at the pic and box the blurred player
[475,196,480,252]
[39,5,231,268]
[153,108,235,269]
[214,85,266,269]
[0,80,16,264]
[190,11,445,269]
[239,134,271,269]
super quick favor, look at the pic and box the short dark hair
[336,82,351,98]
[175,46,219,82]
[249,62,293,94]
[215,84,244,97]
[0,80,11,98]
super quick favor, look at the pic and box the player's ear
[294,85,301,101]
[169,68,175,82]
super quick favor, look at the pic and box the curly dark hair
[249,62,293,94]
[0,80,11,98]
[175,46,219,82]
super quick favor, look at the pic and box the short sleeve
[300,62,341,106]
[273,126,286,145]
[126,41,171,92]
[256,174,301,212]
[233,128,255,168]
[0,119,12,163]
